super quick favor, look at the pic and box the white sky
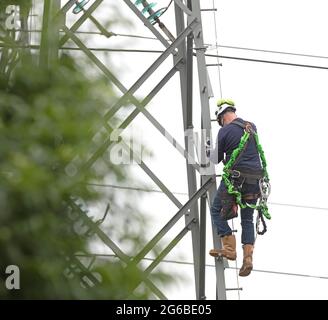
[59,0,328,299]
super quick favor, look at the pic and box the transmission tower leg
[190,0,227,300]
[19,7,30,51]
[40,0,61,67]
[174,2,203,300]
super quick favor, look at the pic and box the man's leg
[210,181,232,237]
[209,181,236,259]
[239,183,259,276]
[240,204,255,245]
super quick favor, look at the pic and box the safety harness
[222,119,271,235]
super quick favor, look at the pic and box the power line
[211,0,223,99]
[210,2,239,297]
[109,32,158,41]
[205,53,328,71]
[87,183,328,212]
[208,44,328,61]
[87,183,188,196]
[6,35,328,69]
[17,27,328,62]
[268,202,328,212]
[76,253,328,281]
[0,43,163,54]
[54,44,328,69]
[15,28,328,62]
[16,29,161,41]
[17,26,328,62]
[59,47,163,53]
[227,266,328,280]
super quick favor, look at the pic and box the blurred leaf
[0,1,175,300]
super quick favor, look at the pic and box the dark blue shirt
[210,117,262,170]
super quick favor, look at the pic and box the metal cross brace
[53,0,227,300]
[68,199,168,299]
[61,21,202,190]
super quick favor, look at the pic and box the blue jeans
[210,180,260,245]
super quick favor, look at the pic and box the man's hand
[205,138,211,157]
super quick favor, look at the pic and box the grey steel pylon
[1,0,227,299]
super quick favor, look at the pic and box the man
[208,99,264,277]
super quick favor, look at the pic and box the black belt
[228,169,264,180]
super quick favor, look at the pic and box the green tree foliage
[0,0,174,300]
[0,54,169,299]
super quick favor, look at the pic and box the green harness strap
[222,127,271,220]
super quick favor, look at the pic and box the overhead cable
[87,183,328,212]
[205,53,328,70]
[207,44,328,61]
[76,253,328,280]
[211,0,223,98]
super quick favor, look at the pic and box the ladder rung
[226,287,243,291]
[201,9,218,12]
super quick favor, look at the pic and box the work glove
[205,138,211,158]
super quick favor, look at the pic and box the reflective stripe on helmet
[217,99,235,107]
[215,99,236,118]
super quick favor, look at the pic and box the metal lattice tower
[1,0,228,299]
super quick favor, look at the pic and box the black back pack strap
[231,119,255,133]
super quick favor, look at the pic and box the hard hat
[215,99,236,118]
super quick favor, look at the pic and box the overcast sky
[60,0,328,299]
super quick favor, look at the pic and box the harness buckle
[245,122,255,134]
[259,178,271,200]
[231,170,241,178]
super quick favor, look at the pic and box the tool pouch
[220,191,238,220]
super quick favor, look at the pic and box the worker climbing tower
[0,0,227,299]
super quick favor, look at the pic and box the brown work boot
[209,234,236,260]
[239,244,254,277]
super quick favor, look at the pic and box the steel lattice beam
[29,0,228,300]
